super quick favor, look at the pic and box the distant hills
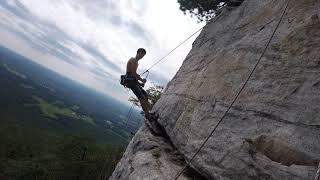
[0,45,143,143]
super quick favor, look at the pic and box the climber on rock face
[126,48,158,121]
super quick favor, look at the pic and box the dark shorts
[127,80,147,99]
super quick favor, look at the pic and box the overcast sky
[0,0,203,103]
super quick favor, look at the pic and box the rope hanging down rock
[173,0,291,179]
[315,162,320,180]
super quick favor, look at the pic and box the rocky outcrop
[110,122,206,180]
[111,0,320,179]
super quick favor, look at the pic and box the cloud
[77,42,122,73]
[1,0,123,74]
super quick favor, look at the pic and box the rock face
[110,123,206,180]
[111,0,320,179]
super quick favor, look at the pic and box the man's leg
[130,83,157,120]
[139,86,159,119]
[140,96,159,121]
[128,82,152,119]
[139,96,151,119]
[139,86,158,119]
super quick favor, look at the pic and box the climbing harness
[141,70,150,79]
[120,74,135,88]
[140,70,149,88]
[174,0,291,179]
[120,70,149,88]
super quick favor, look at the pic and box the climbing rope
[315,162,320,180]
[141,27,203,74]
[141,12,226,75]
[125,103,134,130]
[174,0,291,179]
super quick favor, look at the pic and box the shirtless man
[126,48,156,120]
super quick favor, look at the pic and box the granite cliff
[111,0,320,179]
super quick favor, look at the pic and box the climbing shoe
[149,113,159,121]
[145,112,159,121]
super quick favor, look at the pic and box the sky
[0,0,203,103]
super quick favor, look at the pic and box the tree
[128,84,164,108]
[177,0,243,22]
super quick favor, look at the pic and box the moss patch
[31,96,95,125]
[151,148,161,159]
